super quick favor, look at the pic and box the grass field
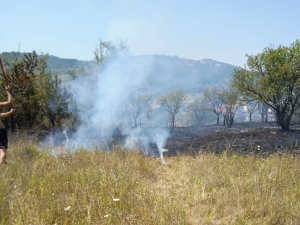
[1,137,300,224]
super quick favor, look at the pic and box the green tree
[94,38,129,64]
[257,101,269,123]
[157,90,186,132]
[232,40,300,131]
[47,74,70,130]
[244,100,259,122]
[187,97,207,125]
[218,87,241,128]
[0,51,69,131]
[204,86,224,125]
[0,51,49,130]
[128,92,153,127]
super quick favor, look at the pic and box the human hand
[5,85,10,92]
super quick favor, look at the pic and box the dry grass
[1,137,300,224]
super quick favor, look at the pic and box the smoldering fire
[42,50,170,164]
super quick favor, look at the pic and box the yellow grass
[1,138,300,224]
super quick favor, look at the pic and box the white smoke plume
[49,50,170,163]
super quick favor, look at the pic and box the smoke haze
[41,44,237,164]
[44,50,171,163]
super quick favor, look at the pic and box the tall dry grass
[1,135,300,224]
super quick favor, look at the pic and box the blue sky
[1,0,299,67]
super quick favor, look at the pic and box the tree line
[0,39,299,132]
[0,51,69,132]
[184,40,300,131]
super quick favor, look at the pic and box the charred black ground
[166,122,300,156]
[32,122,300,157]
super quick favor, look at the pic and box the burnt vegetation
[1,39,300,155]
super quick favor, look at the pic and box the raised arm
[0,86,13,108]
[0,108,15,119]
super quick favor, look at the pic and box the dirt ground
[165,122,300,156]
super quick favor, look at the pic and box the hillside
[0,52,89,75]
[0,52,238,93]
[46,55,89,74]
[47,54,239,93]
[138,55,238,93]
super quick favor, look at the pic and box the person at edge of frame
[0,85,14,164]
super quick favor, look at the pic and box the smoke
[124,127,169,164]
[44,50,170,163]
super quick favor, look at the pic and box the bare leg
[0,149,6,164]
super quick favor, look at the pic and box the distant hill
[0,52,238,93]
[137,55,239,93]
[46,55,89,74]
[0,52,90,75]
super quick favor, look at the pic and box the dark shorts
[0,128,8,149]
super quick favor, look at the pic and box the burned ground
[165,122,300,156]
[30,122,300,157]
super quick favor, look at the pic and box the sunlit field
[1,136,300,224]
